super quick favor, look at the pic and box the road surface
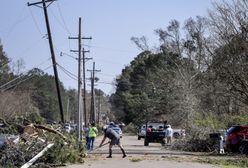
[64,135,219,168]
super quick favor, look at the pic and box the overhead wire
[98,72,116,77]
[56,1,71,36]
[0,57,51,90]
[49,4,71,36]
[56,63,77,81]
[28,4,45,38]
[2,65,53,91]
[82,44,137,54]
[96,81,115,86]
[3,4,29,43]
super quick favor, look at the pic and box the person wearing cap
[98,126,127,158]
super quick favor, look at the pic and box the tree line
[110,0,248,131]
[0,41,111,125]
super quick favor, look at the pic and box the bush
[39,135,85,165]
[123,123,137,134]
[26,112,44,124]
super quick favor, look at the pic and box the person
[219,135,224,154]
[88,123,98,150]
[84,123,90,150]
[98,126,127,158]
[165,124,173,145]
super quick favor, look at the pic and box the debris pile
[0,119,85,168]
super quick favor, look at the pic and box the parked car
[64,123,73,133]
[224,125,248,154]
[142,122,166,146]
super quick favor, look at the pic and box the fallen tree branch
[34,124,67,140]
[0,117,9,126]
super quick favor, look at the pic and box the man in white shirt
[165,125,173,145]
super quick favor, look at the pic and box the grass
[220,166,241,168]
[194,156,248,168]
[130,158,142,162]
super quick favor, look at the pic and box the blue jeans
[86,137,90,150]
[88,137,95,150]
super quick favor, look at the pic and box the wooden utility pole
[97,95,101,124]
[69,18,92,142]
[66,98,70,122]
[87,62,100,123]
[82,48,91,126]
[28,0,64,124]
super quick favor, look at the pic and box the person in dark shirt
[98,126,126,158]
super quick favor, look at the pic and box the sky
[0,0,214,95]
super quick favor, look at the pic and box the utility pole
[87,62,101,123]
[97,95,101,125]
[66,98,70,122]
[28,0,64,124]
[82,48,92,126]
[69,17,92,142]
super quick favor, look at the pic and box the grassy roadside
[194,156,248,168]
[160,154,248,168]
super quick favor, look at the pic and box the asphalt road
[64,134,219,168]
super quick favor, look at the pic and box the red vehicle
[225,125,248,154]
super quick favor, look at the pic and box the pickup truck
[143,122,166,146]
[224,125,248,154]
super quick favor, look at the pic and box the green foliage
[227,115,248,127]
[194,113,226,129]
[123,122,137,134]
[111,49,197,126]
[39,135,85,164]
[26,112,44,124]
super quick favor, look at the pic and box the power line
[83,44,137,54]
[0,57,51,89]
[3,5,29,43]
[28,4,44,37]
[97,81,115,86]
[56,1,71,35]
[2,65,53,91]
[93,58,124,66]
[98,72,116,77]
[57,63,77,81]
[60,52,77,60]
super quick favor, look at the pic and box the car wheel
[239,141,248,154]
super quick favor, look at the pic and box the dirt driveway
[64,135,219,168]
